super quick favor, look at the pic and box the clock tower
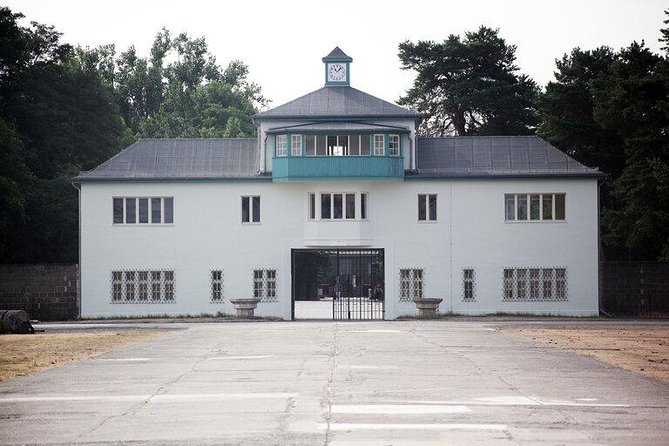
[323,47,352,86]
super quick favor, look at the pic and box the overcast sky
[6,0,667,109]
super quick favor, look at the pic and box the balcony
[272,156,404,181]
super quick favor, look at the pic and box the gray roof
[256,86,421,120]
[414,136,604,178]
[75,138,264,182]
[322,47,352,62]
[266,121,410,134]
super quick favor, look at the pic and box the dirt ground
[0,330,168,381]
[501,325,669,383]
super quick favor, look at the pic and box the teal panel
[272,156,404,181]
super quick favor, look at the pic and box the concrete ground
[1,320,668,445]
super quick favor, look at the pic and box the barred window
[253,269,277,302]
[399,268,423,301]
[463,268,475,301]
[211,270,223,302]
[111,270,175,303]
[502,268,567,301]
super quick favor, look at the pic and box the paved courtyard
[1,320,668,445]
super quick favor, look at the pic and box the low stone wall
[601,261,669,316]
[0,264,79,321]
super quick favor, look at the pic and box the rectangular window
[318,193,362,220]
[113,198,124,224]
[112,271,122,301]
[463,268,475,301]
[241,196,260,223]
[151,198,161,223]
[418,194,437,221]
[138,198,149,224]
[125,198,136,224]
[164,197,174,223]
[151,271,161,301]
[211,270,223,302]
[345,193,355,219]
[316,135,327,156]
[276,135,288,157]
[164,271,174,301]
[389,134,400,156]
[333,193,343,219]
[503,267,567,301]
[125,271,135,301]
[530,194,540,220]
[518,195,528,220]
[138,271,148,300]
[399,268,424,301]
[253,269,277,302]
[361,193,367,219]
[309,193,316,220]
[321,193,331,219]
[305,135,316,156]
[555,194,566,220]
[291,135,302,156]
[349,135,360,156]
[373,134,384,156]
[360,135,371,155]
[505,193,566,222]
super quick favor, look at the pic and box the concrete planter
[412,298,443,317]
[229,298,261,318]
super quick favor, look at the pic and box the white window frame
[388,134,400,156]
[113,197,174,225]
[316,192,366,221]
[373,134,385,156]
[241,195,261,224]
[291,134,302,156]
[417,194,437,222]
[276,135,288,157]
[504,193,566,222]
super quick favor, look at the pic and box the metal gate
[292,249,384,320]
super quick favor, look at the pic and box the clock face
[328,63,346,81]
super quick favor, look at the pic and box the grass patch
[0,330,169,381]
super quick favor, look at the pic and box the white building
[75,48,604,320]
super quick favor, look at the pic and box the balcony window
[291,135,302,156]
[276,135,288,157]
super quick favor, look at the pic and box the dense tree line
[1,6,667,263]
[0,7,265,263]
[400,17,669,261]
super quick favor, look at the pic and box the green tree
[0,7,129,263]
[398,26,539,136]
[540,23,669,260]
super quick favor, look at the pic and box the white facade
[77,47,601,319]
[79,177,599,319]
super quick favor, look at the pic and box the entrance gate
[292,249,384,320]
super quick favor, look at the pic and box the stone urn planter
[229,298,261,318]
[412,298,443,318]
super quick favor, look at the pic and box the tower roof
[322,47,353,62]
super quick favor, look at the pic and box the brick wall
[0,264,79,321]
[601,262,669,316]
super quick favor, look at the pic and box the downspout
[71,180,82,320]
